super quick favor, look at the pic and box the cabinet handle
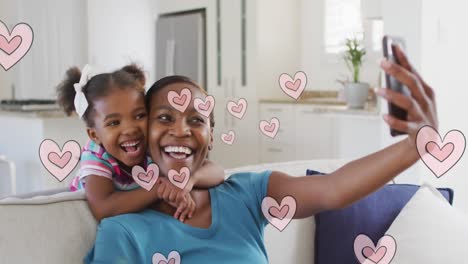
[216,0,222,86]
[223,77,229,98]
[267,148,283,153]
[267,108,284,112]
[241,0,247,86]
[301,110,318,114]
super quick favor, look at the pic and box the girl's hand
[377,44,438,147]
[155,177,196,222]
[174,193,196,222]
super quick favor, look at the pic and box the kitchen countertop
[259,99,380,116]
[0,110,72,119]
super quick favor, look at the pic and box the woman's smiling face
[148,82,213,176]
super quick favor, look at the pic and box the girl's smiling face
[87,87,148,167]
[148,82,213,176]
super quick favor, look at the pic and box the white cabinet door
[259,104,296,163]
[332,114,382,159]
[295,105,335,160]
[215,0,260,168]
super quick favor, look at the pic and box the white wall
[301,0,382,91]
[418,0,468,213]
[382,0,468,213]
[87,0,156,86]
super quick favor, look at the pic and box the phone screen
[382,36,410,136]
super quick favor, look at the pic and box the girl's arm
[188,159,225,189]
[267,45,438,219]
[85,175,195,222]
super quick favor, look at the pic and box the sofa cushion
[309,172,454,264]
[386,183,467,263]
[0,189,96,264]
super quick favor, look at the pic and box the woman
[85,45,438,263]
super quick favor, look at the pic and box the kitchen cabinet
[259,103,383,163]
[0,112,88,195]
[1,0,87,100]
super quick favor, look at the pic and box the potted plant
[342,37,369,109]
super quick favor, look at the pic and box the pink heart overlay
[0,21,34,71]
[132,164,160,191]
[158,260,175,264]
[279,71,307,100]
[168,88,192,113]
[259,118,280,139]
[48,151,72,169]
[362,246,387,263]
[416,125,466,178]
[221,130,236,145]
[268,205,289,220]
[152,251,181,264]
[227,98,248,119]
[426,142,454,162]
[285,79,301,91]
[261,196,296,232]
[0,35,22,55]
[173,94,187,106]
[39,139,80,182]
[168,167,191,189]
[138,171,154,184]
[354,234,396,264]
[194,95,215,118]
[173,172,186,183]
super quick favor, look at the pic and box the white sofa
[0,159,348,264]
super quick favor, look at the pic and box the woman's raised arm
[267,45,438,219]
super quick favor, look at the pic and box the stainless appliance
[156,10,206,89]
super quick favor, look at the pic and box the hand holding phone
[382,36,411,136]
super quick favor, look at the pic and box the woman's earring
[208,145,213,151]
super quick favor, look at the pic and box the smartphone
[382,35,410,136]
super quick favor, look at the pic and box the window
[324,0,363,54]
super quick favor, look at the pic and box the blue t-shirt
[85,170,272,264]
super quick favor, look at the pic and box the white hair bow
[73,64,95,118]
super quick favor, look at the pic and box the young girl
[56,64,224,222]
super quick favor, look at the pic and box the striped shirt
[70,140,151,191]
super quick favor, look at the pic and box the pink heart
[259,118,280,139]
[264,123,276,133]
[426,142,454,162]
[39,139,81,182]
[132,164,160,191]
[168,167,191,189]
[137,170,154,184]
[279,71,307,100]
[158,259,175,264]
[363,246,387,263]
[354,234,396,264]
[194,95,215,118]
[227,98,248,120]
[0,35,22,55]
[152,251,181,264]
[167,88,192,113]
[173,94,187,106]
[47,151,72,169]
[268,205,289,220]
[285,79,301,91]
[221,130,235,145]
[173,172,186,183]
[416,125,466,178]
[261,196,296,232]
[0,21,34,71]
